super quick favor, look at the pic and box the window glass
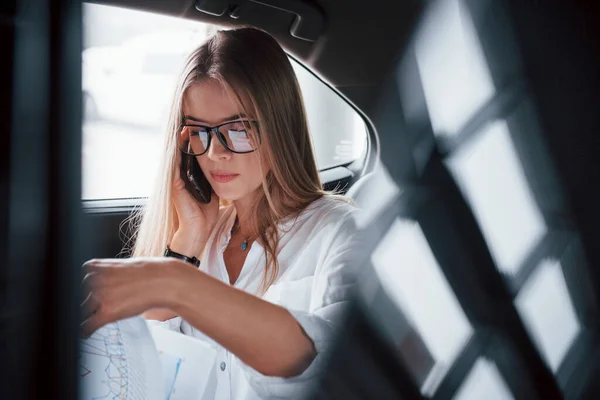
[371,219,473,395]
[141,53,188,75]
[291,63,367,169]
[515,259,580,371]
[447,120,546,275]
[414,0,495,136]
[453,359,514,400]
[82,3,367,200]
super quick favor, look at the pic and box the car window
[141,53,187,75]
[82,3,367,200]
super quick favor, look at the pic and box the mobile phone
[180,152,212,204]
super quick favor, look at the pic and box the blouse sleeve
[238,209,361,399]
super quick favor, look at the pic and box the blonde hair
[125,27,348,295]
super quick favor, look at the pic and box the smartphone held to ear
[180,152,212,204]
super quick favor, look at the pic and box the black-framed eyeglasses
[178,120,261,156]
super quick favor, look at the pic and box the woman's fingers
[80,262,113,336]
[80,316,96,338]
[80,291,99,322]
[79,257,169,337]
[172,156,213,236]
[173,151,201,211]
[80,278,122,338]
[173,144,185,188]
[81,307,109,339]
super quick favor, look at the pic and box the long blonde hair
[126,27,346,294]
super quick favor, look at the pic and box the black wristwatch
[164,246,201,268]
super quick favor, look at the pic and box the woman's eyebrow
[184,113,248,124]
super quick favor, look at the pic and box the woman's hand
[80,257,192,337]
[171,144,220,256]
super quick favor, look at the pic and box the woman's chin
[213,186,260,203]
[212,188,243,202]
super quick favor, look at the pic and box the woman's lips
[210,172,239,183]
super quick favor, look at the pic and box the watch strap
[164,245,201,268]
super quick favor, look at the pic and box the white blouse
[149,195,361,400]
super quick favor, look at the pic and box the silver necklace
[241,237,251,251]
[233,220,254,251]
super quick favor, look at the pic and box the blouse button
[220,361,226,371]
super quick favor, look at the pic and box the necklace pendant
[241,241,248,251]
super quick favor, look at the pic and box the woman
[81,27,360,399]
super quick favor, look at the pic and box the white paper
[149,325,219,400]
[80,316,163,400]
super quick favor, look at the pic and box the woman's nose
[207,133,231,161]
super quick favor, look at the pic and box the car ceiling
[87,0,424,112]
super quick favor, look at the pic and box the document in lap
[80,316,218,400]
[149,323,218,400]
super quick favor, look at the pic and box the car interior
[2,0,600,399]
